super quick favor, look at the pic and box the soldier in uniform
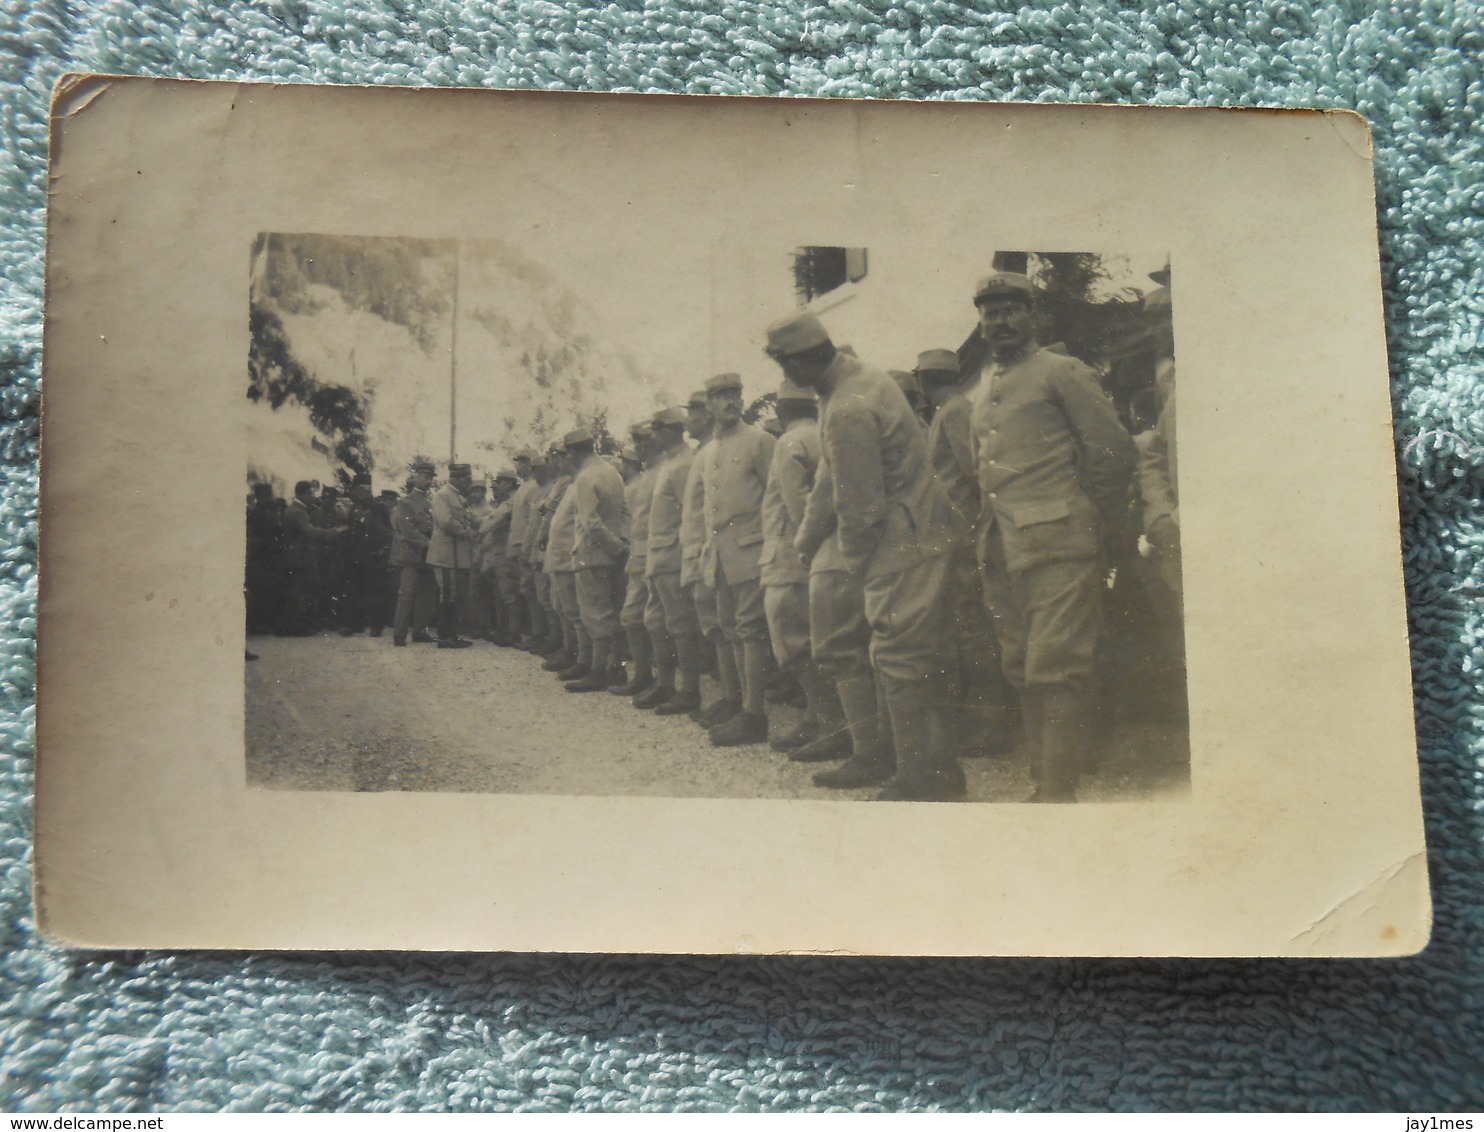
[245,482,282,635]
[916,348,1018,759]
[698,372,777,746]
[968,272,1136,801]
[680,389,725,715]
[773,311,967,802]
[506,450,545,651]
[427,462,477,650]
[483,469,522,646]
[565,427,629,692]
[390,461,438,646]
[465,481,497,641]
[539,445,586,678]
[638,406,704,715]
[891,370,930,430]
[526,454,565,657]
[612,422,659,697]
[760,379,848,760]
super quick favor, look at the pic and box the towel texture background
[2,0,1481,1111]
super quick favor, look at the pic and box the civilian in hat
[969,271,1136,801]
[427,462,477,649]
[698,372,777,746]
[917,348,1017,760]
[680,388,724,711]
[276,479,348,636]
[612,422,660,697]
[390,461,438,645]
[638,406,704,714]
[339,473,395,638]
[563,427,629,692]
[760,378,848,761]
[245,482,283,636]
[771,309,967,801]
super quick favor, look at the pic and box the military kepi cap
[765,310,830,356]
[652,406,688,428]
[628,421,653,440]
[913,348,961,378]
[563,427,594,449]
[776,377,817,402]
[448,462,472,476]
[494,468,519,482]
[973,272,1035,305]
[686,389,710,409]
[704,372,743,396]
[411,459,436,474]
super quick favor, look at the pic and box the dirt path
[245,633,1190,802]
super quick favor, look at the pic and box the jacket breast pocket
[736,529,765,550]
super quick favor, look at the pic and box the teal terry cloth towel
[2,0,1482,1111]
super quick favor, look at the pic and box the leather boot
[653,688,701,715]
[875,691,966,802]
[812,674,894,789]
[1030,685,1090,802]
[709,710,769,747]
[611,627,655,695]
[696,697,742,729]
[566,638,613,692]
[633,684,673,709]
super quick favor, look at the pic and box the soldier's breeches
[552,571,579,625]
[620,572,649,631]
[764,583,811,670]
[576,565,623,641]
[809,569,872,687]
[534,570,553,610]
[692,582,721,641]
[714,568,768,646]
[651,573,700,638]
[979,548,1102,692]
[394,565,437,636]
[864,553,953,690]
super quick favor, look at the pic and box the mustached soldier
[968,271,1136,802]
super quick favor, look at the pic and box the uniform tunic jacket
[799,353,962,579]
[571,456,627,571]
[622,466,657,576]
[541,476,578,574]
[477,500,512,571]
[970,346,1135,573]
[679,439,710,587]
[699,422,776,586]
[524,480,556,567]
[645,444,694,579]
[760,418,819,587]
[389,489,434,567]
[427,483,477,569]
[926,392,979,541]
[1138,368,1178,532]
[506,478,541,553]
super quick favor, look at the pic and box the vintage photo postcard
[36,77,1429,956]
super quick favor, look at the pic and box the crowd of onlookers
[247,267,1181,803]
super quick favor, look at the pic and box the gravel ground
[245,633,1190,802]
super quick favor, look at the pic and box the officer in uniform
[774,310,967,802]
[638,406,704,715]
[612,422,659,697]
[506,450,545,651]
[428,462,477,649]
[390,461,438,646]
[968,272,1136,802]
[680,389,725,718]
[565,426,629,692]
[526,453,565,657]
[698,372,777,746]
[276,480,346,636]
[759,378,848,760]
[916,348,1018,759]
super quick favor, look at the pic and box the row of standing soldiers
[375,269,1180,803]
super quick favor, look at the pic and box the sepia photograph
[244,235,1187,804]
[37,79,1427,955]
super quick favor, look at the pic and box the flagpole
[449,241,460,464]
